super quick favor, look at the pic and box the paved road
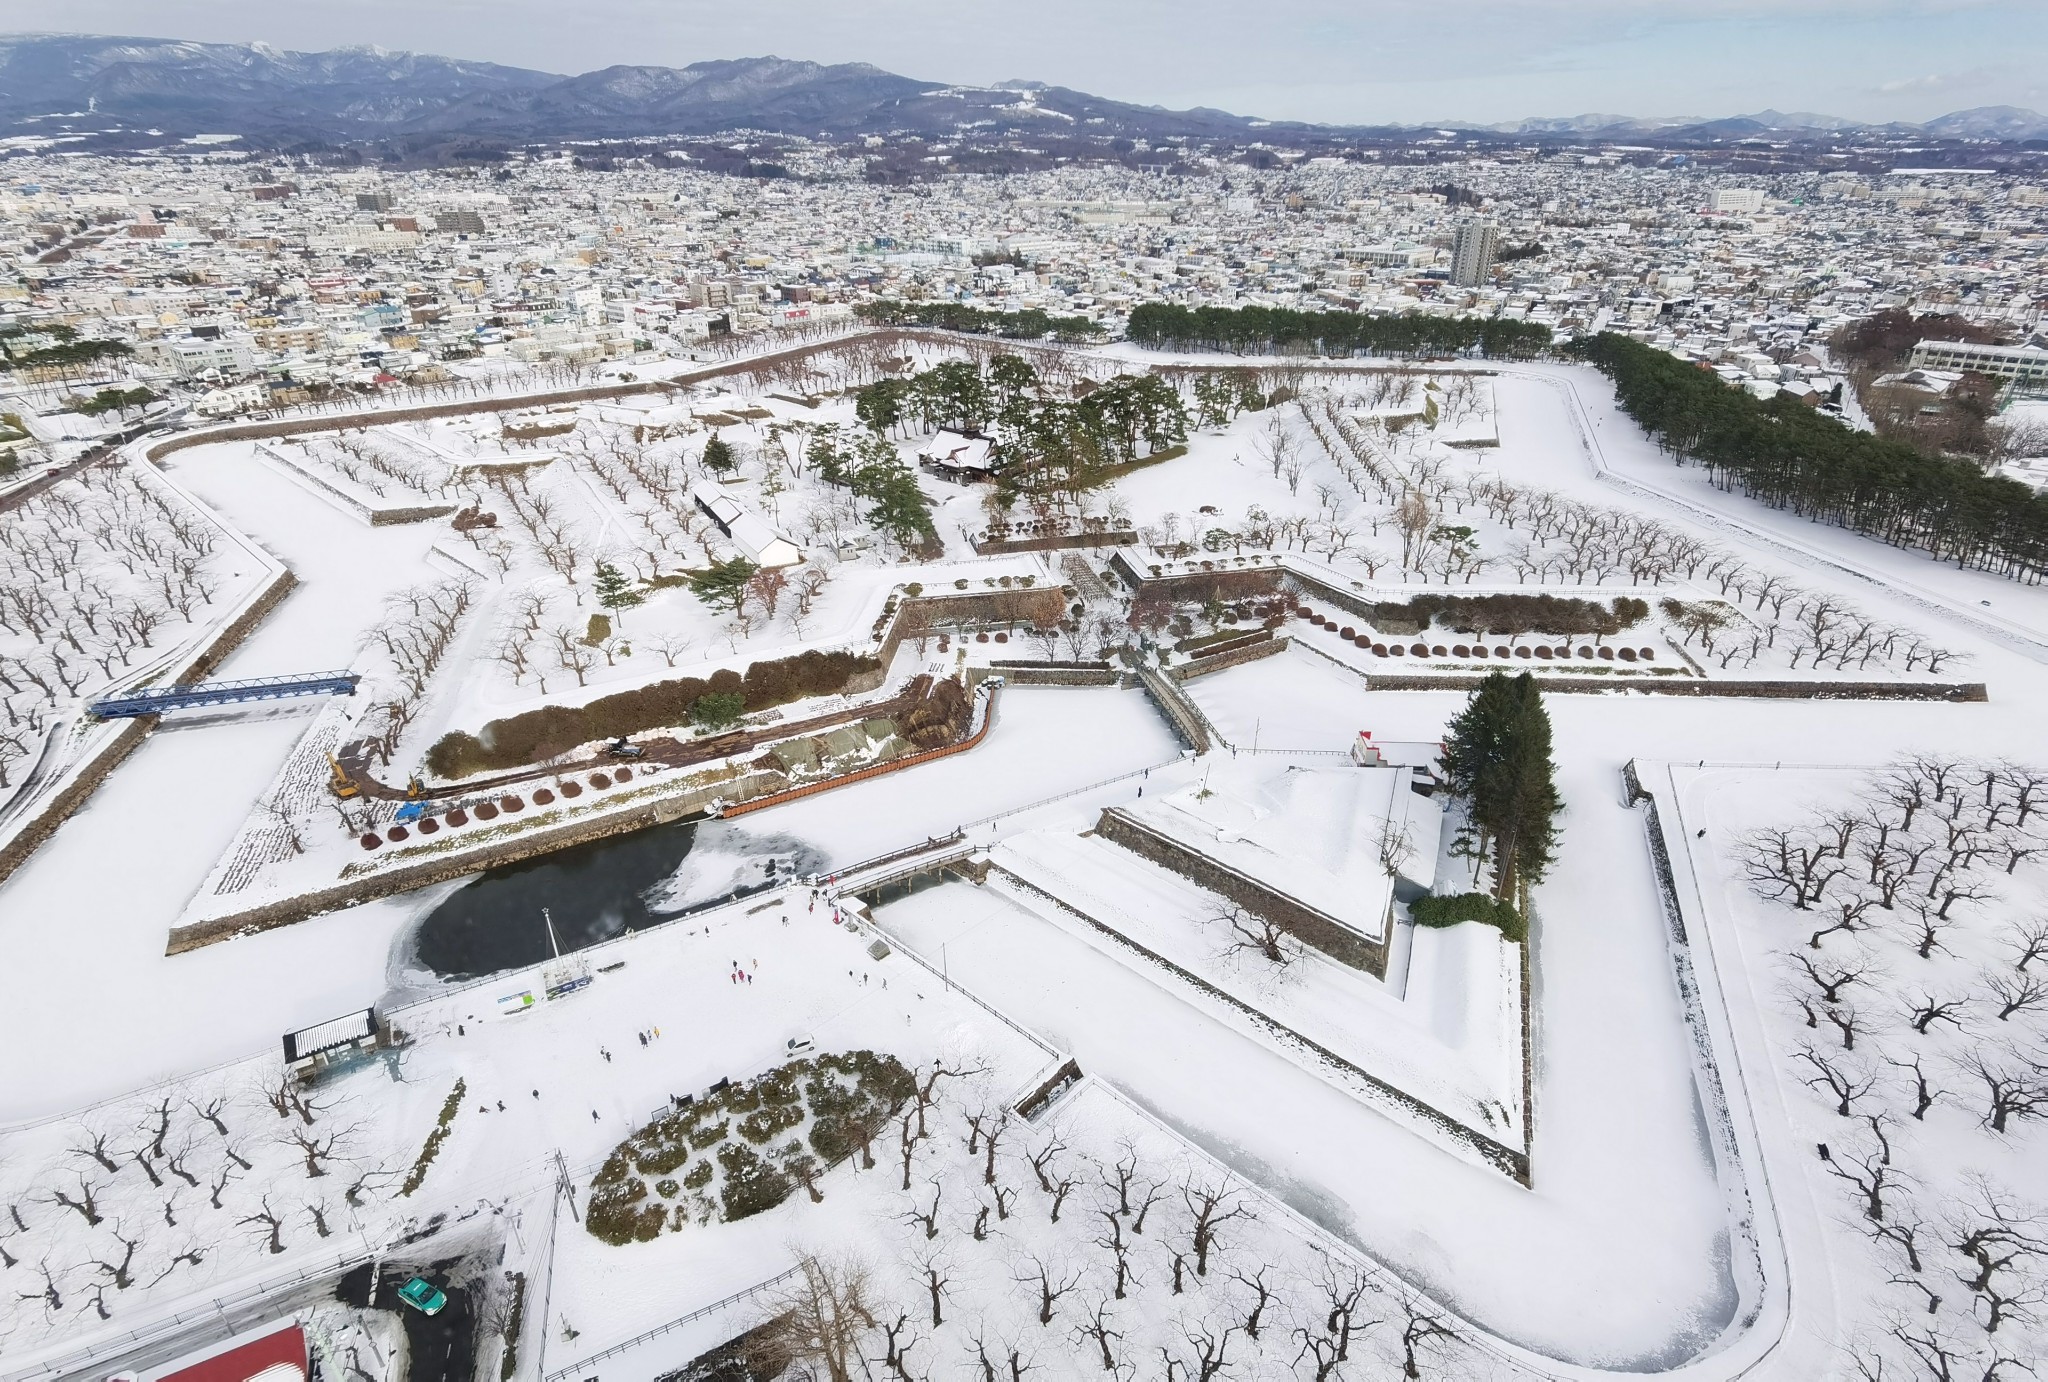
[371,1265,475,1382]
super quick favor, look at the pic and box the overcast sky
[12,0,2048,126]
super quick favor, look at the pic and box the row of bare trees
[728,1061,1482,1380]
[1,1065,395,1347]
[0,464,224,790]
[356,579,476,765]
[1738,755,2048,1373]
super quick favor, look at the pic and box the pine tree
[702,432,737,476]
[807,428,847,485]
[1440,671,1562,910]
[689,555,758,616]
[592,561,642,624]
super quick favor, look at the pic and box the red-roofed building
[149,1323,306,1382]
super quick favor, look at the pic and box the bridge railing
[89,670,360,719]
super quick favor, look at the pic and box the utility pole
[553,1150,581,1223]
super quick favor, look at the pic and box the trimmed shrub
[1410,891,1527,943]
[692,691,746,730]
[717,1142,795,1221]
[586,1152,666,1244]
[738,1101,805,1145]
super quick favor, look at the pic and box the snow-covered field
[8,337,2048,1380]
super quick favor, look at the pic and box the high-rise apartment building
[1450,218,1498,287]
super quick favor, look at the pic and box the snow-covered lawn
[20,336,2048,1379]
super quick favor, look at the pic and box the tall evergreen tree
[702,432,737,476]
[1441,671,1563,909]
[592,561,642,624]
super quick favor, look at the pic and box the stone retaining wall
[991,664,1122,687]
[168,791,712,952]
[1095,807,1386,976]
[1361,671,1988,701]
[172,683,999,950]
[877,588,1065,667]
[254,444,457,527]
[970,530,1139,555]
[990,864,1525,1181]
[1170,635,1289,682]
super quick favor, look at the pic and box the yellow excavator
[327,753,360,800]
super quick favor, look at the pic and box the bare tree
[1230,1263,1279,1341]
[2003,919,2048,973]
[1215,902,1297,970]
[1886,1052,1945,1121]
[1013,1251,1083,1327]
[1958,1052,2047,1134]
[1904,992,1970,1035]
[1796,1045,1876,1117]
[747,1251,876,1382]
[1947,1179,2048,1334]
[1389,1287,1460,1380]
[70,1128,121,1175]
[90,1224,139,1290]
[45,1176,102,1227]
[1985,969,2048,1022]
[240,1198,288,1254]
[901,1180,942,1241]
[1071,1296,1123,1373]
[1094,1207,1139,1300]
[913,1249,951,1328]
[1181,1176,1253,1277]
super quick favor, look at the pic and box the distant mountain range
[1,32,2044,149]
[1493,107,2048,140]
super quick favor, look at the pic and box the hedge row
[1369,593,1649,638]
[427,648,881,779]
[1409,891,1527,943]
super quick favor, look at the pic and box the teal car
[396,1276,447,1315]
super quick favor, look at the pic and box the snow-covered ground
[14,337,2048,1380]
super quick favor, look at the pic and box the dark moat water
[411,819,827,980]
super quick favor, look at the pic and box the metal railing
[542,1266,801,1381]
[89,670,360,719]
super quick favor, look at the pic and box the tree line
[1574,332,2048,583]
[854,301,1102,342]
[850,355,1190,519]
[1126,304,1553,361]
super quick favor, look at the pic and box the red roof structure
[158,1324,306,1382]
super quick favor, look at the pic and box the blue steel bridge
[88,670,360,719]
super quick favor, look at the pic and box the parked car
[607,738,645,759]
[396,1276,447,1316]
[785,1035,816,1059]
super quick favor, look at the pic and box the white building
[1710,188,1767,215]
[1450,219,1498,288]
[690,483,804,568]
[1907,340,2048,389]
